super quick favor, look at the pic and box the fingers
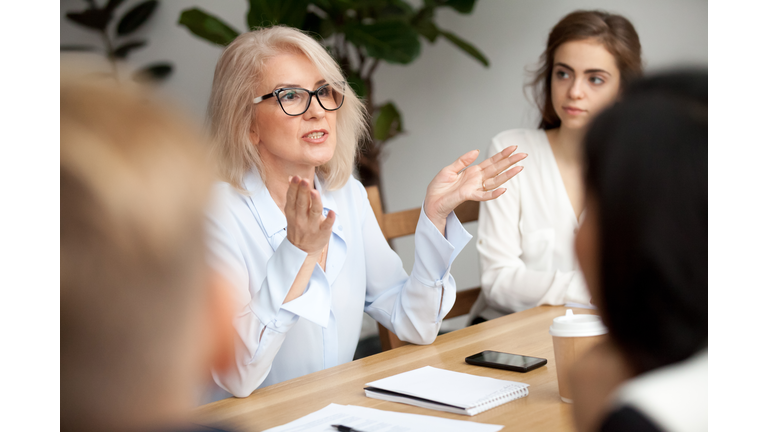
[285,176,301,217]
[477,145,517,170]
[482,166,524,190]
[505,151,528,166]
[288,176,327,222]
[483,150,527,178]
[477,187,507,201]
[446,149,480,174]
[309,189,323,218]
[477,149,527,193]
[320,210,335,231]
[285,176,333,255]
[295,178,311,217]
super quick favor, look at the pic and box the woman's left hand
[424,145,527,233]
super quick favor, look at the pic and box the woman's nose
[303,94,325,119]
[568,79,585,100]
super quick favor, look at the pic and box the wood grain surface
[192,305,597,431]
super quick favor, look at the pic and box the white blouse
[610,350,708,432]
[205,168,471,398]
[475,129,591,318]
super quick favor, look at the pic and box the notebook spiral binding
[467,384,530,416]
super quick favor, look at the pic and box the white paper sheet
[365,366,528,410]
[262,403,503,432]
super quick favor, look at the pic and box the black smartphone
[465,350,548,373]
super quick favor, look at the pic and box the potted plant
[62,0,173,83]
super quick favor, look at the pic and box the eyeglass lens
[276,84,344,115]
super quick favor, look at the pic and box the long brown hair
[529,10,643,130]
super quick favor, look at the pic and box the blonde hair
[207,26,367,191]
[61,74,213,430]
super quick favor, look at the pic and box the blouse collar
[244,167,339,239]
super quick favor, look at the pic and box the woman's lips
[563,106,586,115]
[302,130,329,143]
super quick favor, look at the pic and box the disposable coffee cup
[549,309,608,403]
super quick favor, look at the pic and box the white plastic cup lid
[549,309,608,337]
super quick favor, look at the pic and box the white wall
[61,0,708,336]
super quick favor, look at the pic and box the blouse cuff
[411,204,472,284]
[250,239,331,332]
[280,264,332,328]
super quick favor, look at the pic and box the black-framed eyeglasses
[253,82,345,116]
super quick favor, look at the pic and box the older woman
[205,26,526,398]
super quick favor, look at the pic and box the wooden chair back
[365,185,482,351]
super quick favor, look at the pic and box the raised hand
[424,145,527,233]
[285,176,335,258]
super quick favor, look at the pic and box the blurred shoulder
[208,180,251,222]
[211,180,248,205]
[488,128,549,157]
[611,350,707,432]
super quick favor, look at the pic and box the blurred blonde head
[207,26,367,191]
[61,73,218,431]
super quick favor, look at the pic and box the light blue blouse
[206,168,471,398]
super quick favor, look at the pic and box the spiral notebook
[364,366,529,416]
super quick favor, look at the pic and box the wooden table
[193,305,595,431]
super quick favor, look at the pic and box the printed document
[263,403,503,432]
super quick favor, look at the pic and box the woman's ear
[249,114,260,147]
[249,126,260,147]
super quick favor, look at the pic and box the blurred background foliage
[61,0,173,83]
[178,0,489,189]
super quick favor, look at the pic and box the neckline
[540,129,583,226]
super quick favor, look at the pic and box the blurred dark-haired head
[576,70,707,375]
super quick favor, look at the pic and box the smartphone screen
[465,350,547,372]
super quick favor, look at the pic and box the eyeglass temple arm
[253,93,275,104]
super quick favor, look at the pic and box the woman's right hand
[285,176,335,259]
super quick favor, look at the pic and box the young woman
[570,71,708,432]
[474,10,643,321]
[204,26,526,398]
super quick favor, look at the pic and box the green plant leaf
[117,0,158,35]
[312,0,333,11]
[246,0,310,29]
[304,11,334,40]
[66,9,112,31]
[178,8,240,46]
[412,11,439,43]
[374,102,403,141]
[104,0,126,13]
[133,62,173,83]
[344,21,421,64]
[443,0,476,14]
[378,0,415,20]
[113,40,147,58]
[346,70,368,99]
[439,30,489,67]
